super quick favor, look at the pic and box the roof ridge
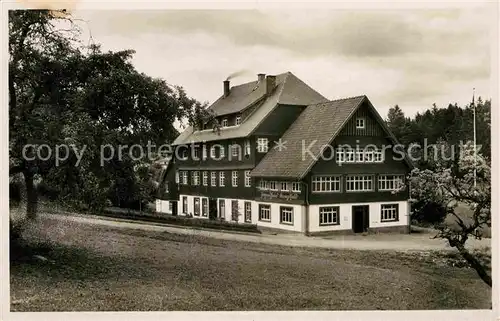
[308,95,366,107]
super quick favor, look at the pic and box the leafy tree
[406,141,491,287]
[9,10,205,220]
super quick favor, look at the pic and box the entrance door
[352,205,369,233]
[218,200,226,219]
[208,198,217,220]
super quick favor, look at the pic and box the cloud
[73,8,493,116]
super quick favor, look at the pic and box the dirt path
[41,212,490,252]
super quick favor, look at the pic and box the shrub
[411,200,447,225]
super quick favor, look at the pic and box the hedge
[101,207,261,234]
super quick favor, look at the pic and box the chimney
[223,80,230,98]
[258,73,266,82]
[266,75,276,95]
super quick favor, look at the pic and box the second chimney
[223,80,230,98]
[266,75,276,95]
[258,73,266,82]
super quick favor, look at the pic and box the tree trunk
[455,242,492,287]
[24,171,38,220]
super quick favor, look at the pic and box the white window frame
[231,143,240,157]
[175,171,179,184]
[192,171,199,186]
[336,147,384,164]
[202,171,208,186]
[232,171,238,187]
[319,206,340,226]
[381,204,399,222]
[219,146,225,158]
[193,197,200,216]
[222,118,228,127]
[236,116,241,125]
[182,196,188,214]
[378,175,405,191]
[257,138,268,153]
[193,147,200,159]
[280,206,293,225]
[181,171,188,185]
[356,117,365,129]
[202,145,207,160]
[291,182,301,192]
[245,170,251,187]
[211,172,217,187]
[280,182,289,191]
[202,198,208,217]
[258,180,266,190]
[244,140,251,156]
[219,171,225,187]
[259,204,271,222]
[311,176,342,193]
[210,146,216,159]
[269,181,278,191]
[244,201,252,223]
[345,175,374,192]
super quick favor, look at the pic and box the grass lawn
[10,216,491,311]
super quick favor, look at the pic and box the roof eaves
[297,96,367,180]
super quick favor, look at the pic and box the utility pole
[472,88,477,188]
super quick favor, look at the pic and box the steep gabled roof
[250,96,414,179]
[172,72,328,145]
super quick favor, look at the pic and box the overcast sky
[72,8,493,118]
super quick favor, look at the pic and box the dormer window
[236,116,241,125]
[356,117,365,129]
[222,118,228,127]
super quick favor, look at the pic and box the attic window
[356,117,365,129]
[222,118,228,127]
[236,116,241,125]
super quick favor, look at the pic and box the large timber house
[155,72,413,235]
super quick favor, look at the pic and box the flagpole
[473,88,476,188]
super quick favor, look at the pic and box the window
[336,147,384,164]
[259,204,271,222]
[280,206,293,225]
[181,171,188,185]
[356,117,365,129]
[269,181,278,191]
[231,143,240,157]
[258,180,266,190]
[210,146,216,159]
[244,140,251,156]
[257,138,268,153]
[219,199,225,218]
[194,197,200,216]
[202,171,208,186]
[182,196,188,214]
[193,147,200,159]
[378,175,405,191]
[219,146,225,158]
[244,201,252,223]
[192,171,199,185]
[381,204,399,222]
[202,198,208,217]
[311,176,341,192]
[202,145,207,160]
[219,171,225,186]
[232,171,238,187]
[168,202,173,212]
[291,182,301,192]
[179,148,188,160]
[211,172,217,186]
[222,118,228,127]
[346,175,374,192]
[175,171,179,184]
[236,116,241,125]
[280,182,289,191]
[231,200,239,221]
[245,171,251,187]
[319,206,340,225]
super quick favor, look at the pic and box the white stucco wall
[155,200,172,214]
[308,200,409,233]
